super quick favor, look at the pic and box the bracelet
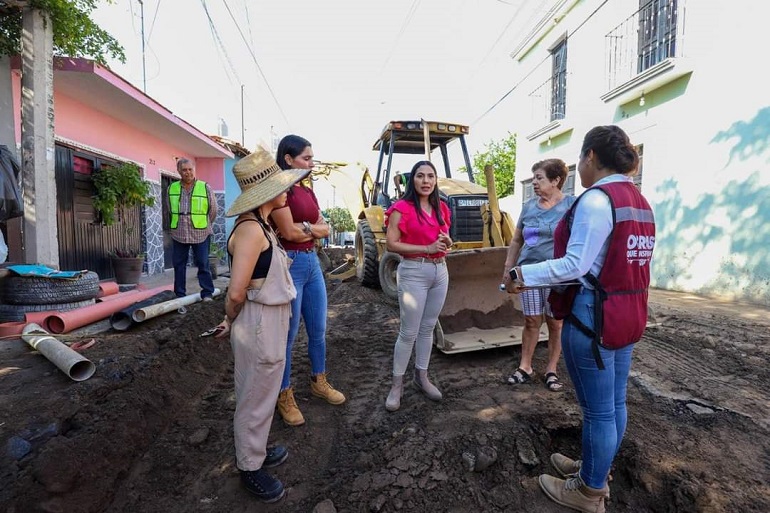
[302,221,312,235]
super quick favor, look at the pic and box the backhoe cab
[333,120,541,353]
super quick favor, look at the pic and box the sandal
[507,368,533,385]
[545,372,564,392]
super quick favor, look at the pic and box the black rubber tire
[378,251,401,301]
[355,219,380,288]
[0,299,96,323]
[0,271,100,305]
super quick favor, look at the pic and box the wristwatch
[509,267,520,281]
[302,221,312,235]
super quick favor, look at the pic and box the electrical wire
[221,0,291,129]
[200,0,242,85]
[379,0,421,75]
[473,0,610,124]
[147,0,162,42]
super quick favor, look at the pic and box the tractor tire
[355,219,380,288]
[0,299,96,324]
[378,251,401,301]
[0,271,100,305]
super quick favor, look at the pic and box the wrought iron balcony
[528,70,568,129]
[605,0,685,92]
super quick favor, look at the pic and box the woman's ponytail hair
[580,125,639,175]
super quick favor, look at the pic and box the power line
[221,0,291,129]
[242,0,255,52]
[148,0,162,42]
[199,0,242,85]
[379,0,421,75]
[474,0,610,124]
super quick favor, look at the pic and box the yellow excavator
[326,120,547,353]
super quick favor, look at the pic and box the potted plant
[92,162,155,284]
[209,240,225,280]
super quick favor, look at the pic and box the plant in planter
[92,162,155,283]
[208,240,225,279]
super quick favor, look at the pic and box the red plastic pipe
[0,321,25,338]
[95,288,144,303]
[96,281,120,298]
[44,285,174,334]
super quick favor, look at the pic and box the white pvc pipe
[132,288,221,323]
[22,324,96,382]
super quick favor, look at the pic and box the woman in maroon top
[270,135,345,427]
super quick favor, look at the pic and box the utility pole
[138,0,147,92]
[240,84,245,146]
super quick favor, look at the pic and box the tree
[472,132,517,199]
[0,0,125,64]
[323,207,355,234]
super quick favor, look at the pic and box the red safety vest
[549,181,656,368]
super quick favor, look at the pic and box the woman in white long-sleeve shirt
[510,125,656,513]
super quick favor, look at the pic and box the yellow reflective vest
[168,180,209,229]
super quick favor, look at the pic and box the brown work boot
[276,388,305,426]
[539,474,606,513]
[551,454,610,499]
[310,373,346,405]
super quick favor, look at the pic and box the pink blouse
[385,199,452,258]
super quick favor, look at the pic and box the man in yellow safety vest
[166,158,218,300]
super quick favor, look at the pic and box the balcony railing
[605,0,685,91]
[528,70,567,128]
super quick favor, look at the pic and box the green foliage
[92,162,154,257]
[0,0,125,64]
[322,207,355,233]
[472,132,517,199]
[209,240,225,259]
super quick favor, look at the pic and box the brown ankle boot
[276,388,305,426]
[539,474,606,513]
[310,373,346,405]
[551,454,610,499]
[385,374,404,412]
[413,369,442,401]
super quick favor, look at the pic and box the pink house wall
[10,74,225,190]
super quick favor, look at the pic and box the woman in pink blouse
[383,160,453,412]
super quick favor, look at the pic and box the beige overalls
[229,228,295,471]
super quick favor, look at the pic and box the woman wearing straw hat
[212,145,309,503]
[270,134,345,427]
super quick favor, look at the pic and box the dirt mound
[0,281,768,512]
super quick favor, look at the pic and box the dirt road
[1,276,768,512]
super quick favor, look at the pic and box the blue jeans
[562,289,635,490]
[171,236,215,299]
[281,250,327,390]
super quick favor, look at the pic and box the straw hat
[226,145,310,217]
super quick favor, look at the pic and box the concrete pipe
[132,289,222,323]
[21,323,96,382]
[110,290,177,331]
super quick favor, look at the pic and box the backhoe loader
[326,120,547,353]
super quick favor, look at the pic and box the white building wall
[491,0,770,304]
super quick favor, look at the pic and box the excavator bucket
[436,246,547,354]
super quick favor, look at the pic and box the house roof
[46,58,233,159]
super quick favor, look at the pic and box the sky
[92,0,550,204]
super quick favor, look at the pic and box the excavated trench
[1,276,768,512]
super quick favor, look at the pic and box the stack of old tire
[0,271,100,323]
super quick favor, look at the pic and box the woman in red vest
[510,125,655,513]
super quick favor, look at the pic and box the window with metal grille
[550,39,568,121]
[522,178,534,204]
[564,166,576,196]
[637,0,678,73]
